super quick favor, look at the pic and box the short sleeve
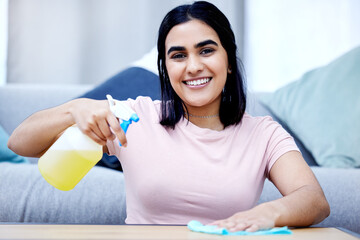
[263,119,300,178]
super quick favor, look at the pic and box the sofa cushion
[260,46,360,168]
[0,125,28,164]
[0,163,126,224]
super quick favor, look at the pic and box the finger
[77,120,107,145]
[78,115,107,140]
[245,224,259,232]
[207,220,221,226]
[89,122,107,142]
[214,220,235,230]
[223,221,236,230]
[229,222,248,232]
[210,220,225,227]
[97,118,115,141]
[85,129,107,146]
[107,115,127,147]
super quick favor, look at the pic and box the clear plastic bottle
[38,125,103,191]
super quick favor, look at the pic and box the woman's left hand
[209,204,277,232]
[210,151,330,233]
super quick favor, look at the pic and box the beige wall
[7,0,244,85]
[244,0,360,92]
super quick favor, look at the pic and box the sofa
[0,47,359,235]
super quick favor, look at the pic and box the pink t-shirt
[107,96,299,225]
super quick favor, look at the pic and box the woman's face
[165,19,229,113]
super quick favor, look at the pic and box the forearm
[261,184,330,227]
[213,152,330,232]
[8,100,75,157]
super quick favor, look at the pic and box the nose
[186,54,204,75]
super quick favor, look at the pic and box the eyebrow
[167,39,218,55]
[195,39,218,48]
[167,46,185,55]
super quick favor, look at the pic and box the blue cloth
[187,220,292,236]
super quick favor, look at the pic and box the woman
[8,1,329,232]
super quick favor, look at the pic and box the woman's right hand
[69,98,127,147]
[8,97,127,158]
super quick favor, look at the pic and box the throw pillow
[260,46,360,168]
[0,125,29,163]
[79,67,160,101]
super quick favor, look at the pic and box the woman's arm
[8,98,126,158]
[211,151,330,232]
[265,151,330,227]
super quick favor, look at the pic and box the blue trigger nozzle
[106,94,139,147]
[130,113,140,122]
[120,119,131,133]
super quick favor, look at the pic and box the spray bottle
[38,94,139,191]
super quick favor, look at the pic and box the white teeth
[185,78,211,86]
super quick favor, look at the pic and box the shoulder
[238,113,294,145]
[127,96,160,110]
[241,112,282,132]
[126,96,161,120]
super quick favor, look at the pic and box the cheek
[166,61,185,83]
[207,58,228,79]
[205,52,228,73]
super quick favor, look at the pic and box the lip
[183,77,212,89]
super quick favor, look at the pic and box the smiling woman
[8,0,330,233]
[158,4,247,129]
[164,20,229,129]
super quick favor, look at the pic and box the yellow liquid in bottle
[38,149,102,191]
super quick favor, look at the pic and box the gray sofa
[0,83,359,235]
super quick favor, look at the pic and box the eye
[171,53,186,59]
[200,48,214,55]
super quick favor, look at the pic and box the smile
[183,77,212,86]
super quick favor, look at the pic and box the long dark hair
[157,1,246,129]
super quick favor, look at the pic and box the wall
[244,0,360,92]
[0,0,7,85]
[6,0,243,85]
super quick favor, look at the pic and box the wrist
[257,201,286,227]
[63,98,81,126]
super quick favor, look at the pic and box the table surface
[0,224,358,240]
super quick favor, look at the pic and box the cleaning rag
[187,220,292,236]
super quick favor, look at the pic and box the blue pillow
[79,67,160,100]
[260,46,360,168]
[79,67,160,171]
[0,125,29,163]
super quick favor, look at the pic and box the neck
[184,112,219,118]
[182,100,223,130]
[184,112,223,131]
